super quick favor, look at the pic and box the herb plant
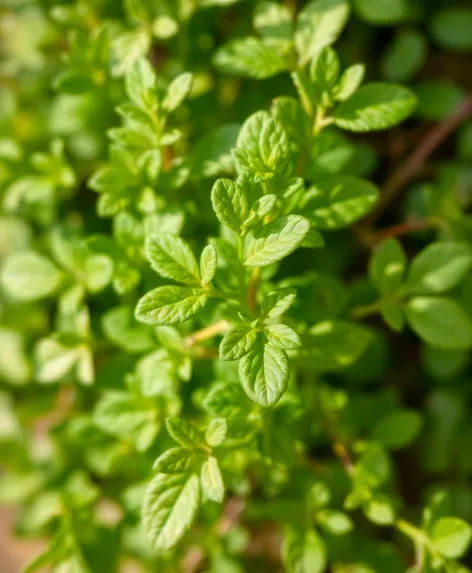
[1,1,472,572]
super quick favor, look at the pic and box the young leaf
[317,509,353,535]
[282,527,327,573]
[166,418,206,450]
[1,252,63,301]
[265,323,302,350]
[239,336,289,406]
[162,73,193,113]
[254,2,293,39]
[200,457,225,502]
[200,244,217,286]
[431,517,472,559]
[153,448,202,474]
[135,286,207,325]
[145,234,200,284]
[363,493,396,525]
[303,176,379,229]
[295,0,350,65]
[334,63,365,101]
[211,179,248,233]
[261,288,297,319]
[369,238,407,295]
[405,242,472,294]
[205,418,228,447]
[143,472,200,550]
[333,83,417,132]
[220,325,257,361]
[406,297,472,350]
[244,215,310,267]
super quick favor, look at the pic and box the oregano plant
[1,1,472,572]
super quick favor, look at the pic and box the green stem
[351,300,384,319]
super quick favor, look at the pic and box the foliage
[1,0,472,572]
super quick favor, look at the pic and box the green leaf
[254,2,293,39]
[334,64,365,101]
[214,37,289,79]
[94,392,158,451]
[166,417,206,450]
[295,0,350,65]
[261,288,297,319]
[333,83,417,132]
[303,321,372,371]
[415,80,465,121]
[200,244,217,286]
[317,509,353,535]
[200,456,225,502]
[125,57,157,109]
[244,215,310,267]
[405,242,472,294]
[153,448,202,474]
[143,472,200,550]
[163,73,193,113]
[145,234,200,284]
[135,286,207,325]
[430,8,472,52]
[205,418,228,447]
[282,527,327,573]
[406,297,472,350]
[380,301,405,332]
[363,493,396,525]
[354,0,409,25]
[309,46,340,96]
[83,253,113,292]
[431,517,472,559]
[239,337,289,406]
[304,176,379,229]
[211,178,248,233]
[220,325,257,361]
[265,323,301,350]
[382,31,427,82]
[355,445,391,488]
[369,238,407,295]
[243,194,278,230]
[1,252,63,301]
[371,409,423,450]
[102,305,154,354]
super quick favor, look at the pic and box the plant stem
[351,300,383,319]
[185,319,229,347]
[369,94,472,224]
[372,216,439,244]
[248,267,261,311]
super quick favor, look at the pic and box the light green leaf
[431,517,472,559]
[200,457,225,502]
[166,417,206,450]
[214,37,289,79]
[145,234,200,284]
[282,527,327,573]
[363,493,396,525]
[135,286,207,325]
[205,418,228,447]
[239,337,289,406]
[371,409,423,450]
[153,448,202,474]
[333,83,417,132]
[406,297,472,350]
[309,46,340,95]
[265,323,301,350]
[220,325,257,361]
[304,176,378,229]
[143,472,200,550]
[254,2,293,39]
[369,238,407,295]
[125,57,157,109]
[83,253,113,292]
[199,244,217,287]
[262,288,297,319]
[211,178,248,233]
[244,215,310,267]
[295,0,350,65]
[1,252,63,301]
[405,242,472,294]
[163,73,193,113]
[102,305,154,354]
[355,445,391,488]
[243,194,278,230]
[334,64,365,101]
[317,509,353,535]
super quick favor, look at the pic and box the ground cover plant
[1,0,472,571]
